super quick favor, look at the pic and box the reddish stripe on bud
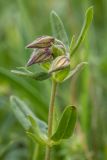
[49,55,70,73]
[26,48,53,66]
[26,36,55,48]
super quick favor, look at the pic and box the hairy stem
[45,80,57,160]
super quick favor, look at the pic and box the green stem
[33,144,39,160]
[45,80,57,160]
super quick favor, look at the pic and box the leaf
[0,141,14,158]
[52,106,60,133]
[51,106,77,141]
[41,62,51,71]
[16,67,32,73]
[27,115,47,137]
[53,66,70,83]
[10,96,31,130]
[51,44,65,57]
[70,35,75,51]
[26,132,46,145]
[64,62,88,81]
[10,96,48,145]
[11,69,33,77]
[11,69,51,81]
[50,11,69,53]
[27,116,47,145]
[32,72,51,81]
[0,67,48,120]
[27,115,40,132]
[10,96,47,134]
[70,6,93,57]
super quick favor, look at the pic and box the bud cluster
[26,36,70,74]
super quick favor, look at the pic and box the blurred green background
[0,0,107,160]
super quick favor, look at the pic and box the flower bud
[51,44,66,57]
[26,36,55,48]
[26,48,53,66]
[49,55,70,73]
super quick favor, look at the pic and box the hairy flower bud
[26,36,55,48]
[27,48,53,66]
[49,55,70,73]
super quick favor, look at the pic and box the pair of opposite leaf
[12,6,93,83]
[10,96,77,146]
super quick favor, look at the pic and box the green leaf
[52,106,60,133]
[11,69,33,77]
[27,115,47,137]
[41,62,51,71]
[10,96,47,133]
[11,69,51,81]
[26,132,46,145]
[27,115,40,132]
[0,67,48,120]
[64,62,88,81]
[27,116,47,145]
[10,96,31,130]
[51,106,77,141]
[0,141,14,158]
[50,11,69,53]
[53,66,70,83]
[16,67,32,73]
[32,72,51,81]
[70,35,75,51]
[70,6,93,57]
[51,44,65,57]
[10,96,48,145]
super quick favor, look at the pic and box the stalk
[33,144,39,160]
[45,80,57,160]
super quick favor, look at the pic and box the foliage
[0,0,107,160]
